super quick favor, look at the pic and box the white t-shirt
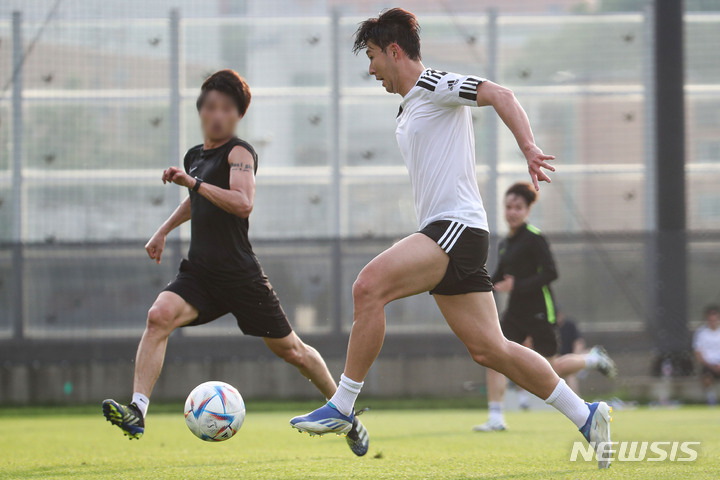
[396,68,489,231]
[694,326,720,365]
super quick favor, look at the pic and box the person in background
[474,182,617,432]
[694,304,720,406]
[556,308,587,394]
[514,309,588,408]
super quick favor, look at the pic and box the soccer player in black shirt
[474,182,616,432]
[102,70,369,456]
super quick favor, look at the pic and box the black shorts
[419,220,494,296]
[501,310,558,358]
[163,259,292,339]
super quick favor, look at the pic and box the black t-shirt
[493,223,558,316]
[183,137,262,285]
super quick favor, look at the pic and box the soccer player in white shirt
[694,305,720,405]
[291,8,612,468]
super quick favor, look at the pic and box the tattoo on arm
[230,162,253,173]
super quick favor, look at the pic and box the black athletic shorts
[501,310,558,358]
[419,220,494,296]
[163,259,292,339]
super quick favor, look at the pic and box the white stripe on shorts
[436,221,459,247]
[443,224,467,253]
[439,222,465,252]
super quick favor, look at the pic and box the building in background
[0,0,719,403]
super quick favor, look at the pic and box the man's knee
[146,303,177,336]
[352,269,383,307]
[470,339,509,368]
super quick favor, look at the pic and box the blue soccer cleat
[290,402,354,436]
[102,399,145,440]
[579,401,613,469]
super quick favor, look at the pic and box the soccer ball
[184,381,246,442]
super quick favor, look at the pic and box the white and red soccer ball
[184,381,245,442]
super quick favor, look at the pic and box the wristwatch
[192,177,203,192]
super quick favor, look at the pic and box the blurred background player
[556,308,589,393]
[101,70,369,456]
[694,305,720,406]
[513,309,600,410]
[290,9,613,468]
[475,182,616,432]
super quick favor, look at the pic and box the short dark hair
[705,304,720,317]
[505,181,538,206]
[196,69,251,117]
[352,8,422,61]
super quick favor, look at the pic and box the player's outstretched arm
[476,81,555,190]
[145,196,191,264]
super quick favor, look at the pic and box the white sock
[132,392,150,418]
[517,389,531,408]
[329,374,364,416]
[544,379,589,429]
[488,401,505,423]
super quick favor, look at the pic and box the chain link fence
[0,2,718,347]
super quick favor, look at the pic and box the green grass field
[0,402,718,480]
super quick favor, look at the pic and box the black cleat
[345,407,369,456]
[102,399,145,440]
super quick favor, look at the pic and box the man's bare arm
[145,197,191,264]
[157,197,191,235]
[197,146,255,218]
[695,349,708,367]
[476,80,555,190]
[162,146,255,218]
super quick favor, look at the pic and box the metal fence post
[643,6,656,232]
[166,8,183,335]
[169,8,181,184]
[652,0,690,372]
[485,9,499,267]
[167,8,183,255]
[642,5,657,346]
[329,9,344,334]
[11,11,24,340]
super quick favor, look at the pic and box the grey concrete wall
[1,352,686,406]
[0,330,707,406]
[0,356,486,405]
